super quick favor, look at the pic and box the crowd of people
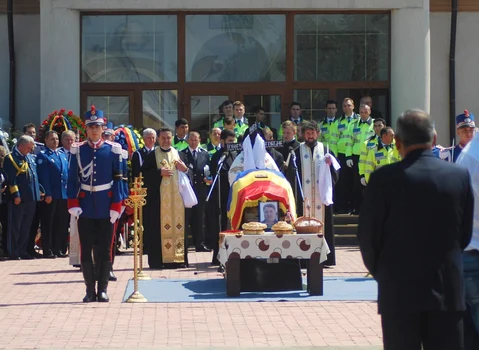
[0,97,478,349]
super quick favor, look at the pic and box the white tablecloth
[218,233,330,265]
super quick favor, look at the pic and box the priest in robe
[286,121,339,266]
[141,127,191,269]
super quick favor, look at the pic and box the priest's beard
[305,139,317,148]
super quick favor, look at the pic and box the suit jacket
[279,139,301,162]
[358,149,473,313]
[182,147,210,199]
[131,146,155,179]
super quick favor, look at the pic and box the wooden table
[218,233,330,297]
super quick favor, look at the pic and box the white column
[390,2,430,128]
[40,0,80,119]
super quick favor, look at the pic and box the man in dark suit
[279,121,300,173]
[131,128,157,179]
[358,109,474,350]
[207,129,238,265]
[182,131,211,252]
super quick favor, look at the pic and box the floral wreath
[39,109,86,142]
[113,125,145,158]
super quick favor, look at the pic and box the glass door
[81,91,135,127]
[238,90,284,140]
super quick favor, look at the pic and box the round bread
[242,222,267,235]
[272,221,294,234]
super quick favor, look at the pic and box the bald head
[396,109,434,149]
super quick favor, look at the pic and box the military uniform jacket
[36,147,69,199]
[67,140,123,219]
[121,149,129,201]
[3,146,41,202]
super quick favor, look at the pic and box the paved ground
[0,246,382,349]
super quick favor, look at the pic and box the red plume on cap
[464,109,469,117]
[91,105,96,115]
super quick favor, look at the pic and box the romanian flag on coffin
[227,169,297,230]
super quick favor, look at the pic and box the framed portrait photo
[258,201,279,228]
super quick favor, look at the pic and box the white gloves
[360,177,367,186]
[346,159,354,168]
[110,210,120,224]
[68,207,82,219]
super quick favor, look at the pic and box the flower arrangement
[39,109,86,142]
[113,125,145,158]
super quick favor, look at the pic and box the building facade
[0,0,478,145]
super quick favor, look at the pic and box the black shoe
[73,264,81,268]
[349,210,360,216]
[31,252,43,259]
[20,254,35,260]
[43,253,57,259]
[196,243,212,253]
[211,258,220,266]
[97,262,111,302]
[9,256,20,260]
[57,252,68,258]
[109,270,117,281]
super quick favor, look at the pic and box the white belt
[80,183,112,192]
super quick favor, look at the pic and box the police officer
[363,127,400,184]
[3,135,42,260]
[359,118,385,187]
[182,131,211,252]
[172,118,189,151]
[345,104,375,214]
[67,106,123,302]
[318,100,340,156]
[201,127,221,159]
[36,130,69,258]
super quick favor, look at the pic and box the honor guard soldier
[453,110,476,162]
[67,106,123,303]
[3,135,42,260]
[36,130,70,258]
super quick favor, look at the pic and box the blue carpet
[123,277,377,302]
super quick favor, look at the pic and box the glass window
[294,14,389,82]
[82,15,177,83]
[293,90,329,121]
[336,89,389,122]
[86,96,130,125]
[186,15,286,82]
[190,95,228,132]
[242,95,282,136]
[142,90,178,130]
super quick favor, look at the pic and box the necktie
[294,119,300,125]
[236,120,242,127]
[385,145,390,151]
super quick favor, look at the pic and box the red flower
[53,110,58,115]
[67,110,73,116]
[59,108,66,114]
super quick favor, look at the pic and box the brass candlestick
[125,176,148,303]
[136,173,150,280]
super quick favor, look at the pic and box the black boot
[81,261,96,302]
[109,269,117,281]
[97,261,111,302]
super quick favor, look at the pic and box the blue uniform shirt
[3,146,41,202]
[121,149,129,201]
[36,148,69,199]
[453,144,464,163]
[67,140,123,219]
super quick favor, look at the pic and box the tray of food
[271,221,295,235]
[241,222,267,235]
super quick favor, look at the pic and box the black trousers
[188,184,207,249]
[27,202,41,255]
[381,311,464,350]
[8,201,36,258]
[39,199,69,255]
[78,218,114,264]
[351,154,363,212]
[335,153,354,212]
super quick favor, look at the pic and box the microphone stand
[206,154,226,202]
[291,150,304,202]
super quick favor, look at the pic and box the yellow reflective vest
[318,118,339,155]
[358,135,380,177]
[345,118,375,157]
[336,114,359,155]
[364,143,401,183]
